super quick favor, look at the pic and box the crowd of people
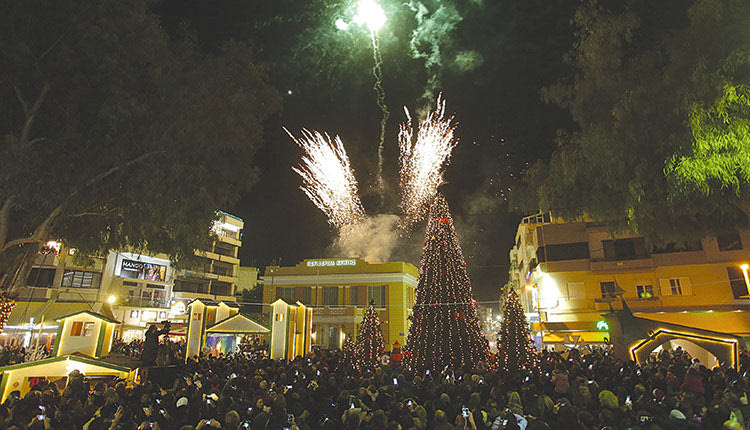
[2,337,750,429]
[0,345,51,367]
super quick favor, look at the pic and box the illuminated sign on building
[121,259,166,282]
[306,259,357,267]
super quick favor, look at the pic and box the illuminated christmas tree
[340,335,359,372]
[355,301,385,371]
[0,294,16,333]
[499,287,538,372]
[404,194,489,371]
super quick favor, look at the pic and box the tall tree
[0,0,282,289]
[515,0,750,244]
[355,301,385,371]
[404,194,488,371]
[498,288,538,373]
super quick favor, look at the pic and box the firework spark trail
[371,32,389,195]
[287,128,365,230]
[398,95,457,230]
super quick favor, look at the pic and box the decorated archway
[603,298,742,369]
[628,328,739,368]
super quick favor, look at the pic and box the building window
[83,322,95,336]
[603,238,648,261]
[212,262,232,277]
[718,232,743,251]
[213,243,236,257]
[543,242,590,261]
[141,291,152,305]
[174,278,209,294]
[323,287,338,306]
[130,310,140,318]
[277,287,295,303]
[275,313,284,322]
[350,286,359,305]
[727,267,747,299]
[303,287,311,304]
[70,321,83,336]
[61,271,101,289]
[659,277,692,296]
[567,282,585,300]
[669,278,683,295]
[652,241,703,254]
[636,284,654,299]
[153,290,167,307]
[600,281,616,299]
[368,285,386,307]
[212,281,232,296]
[27,268,56,287]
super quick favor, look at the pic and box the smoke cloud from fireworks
[335,214,400,263]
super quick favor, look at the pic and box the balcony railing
[123,297,169,309]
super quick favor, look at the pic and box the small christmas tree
[355,301,385,371]
[339,335,359,372]
[404,194,489,371]
[0,294,16,333]
[499,287,538,372]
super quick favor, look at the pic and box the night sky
[155,0,577,305]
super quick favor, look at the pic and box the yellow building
[262,258,418,350]
[508,213,750,364]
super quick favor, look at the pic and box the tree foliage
[515,0,750,243]
[0,0,281,287]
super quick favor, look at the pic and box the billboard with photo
[120,259,166,282]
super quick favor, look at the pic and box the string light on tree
[403,194,489,372]
[0,293,16,333]
[498,287,539,373]
[355,300,385,371]
[340,335,359,372]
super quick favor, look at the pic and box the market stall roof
[0,353,134,402]
[55,310,119,324]
[206,313,269,334]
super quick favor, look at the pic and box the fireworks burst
[287,128,365,229]
[398,95,457,230]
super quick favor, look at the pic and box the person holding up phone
[455,408,478,430]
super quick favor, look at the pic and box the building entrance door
[328,326,337,349]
